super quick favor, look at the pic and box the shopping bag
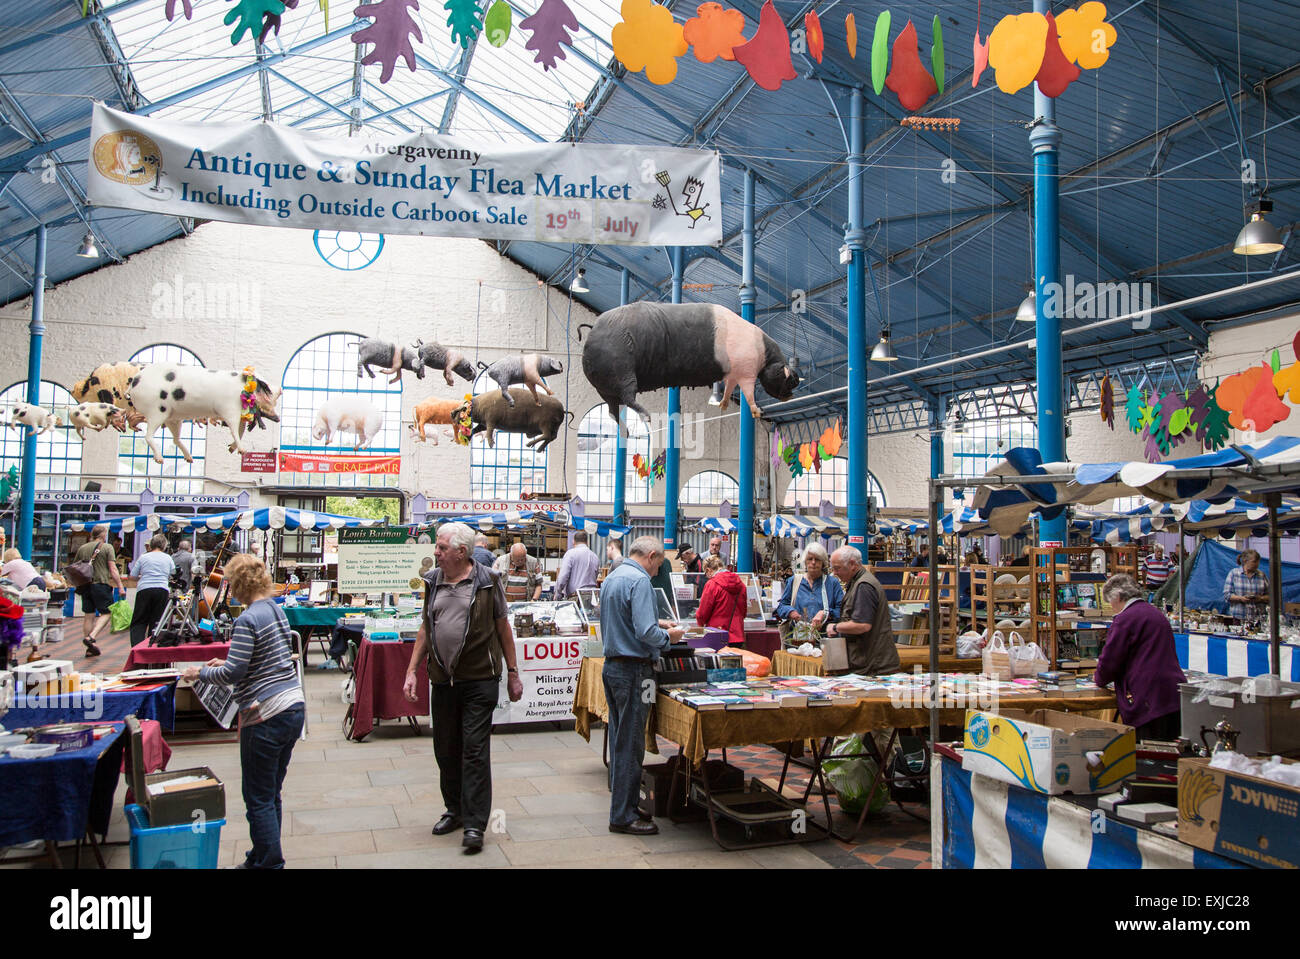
[109,599,133,633]
[1010,636,1049,677]
[982,630,1014,680]
[821,735,890,816]
[956,630,984,659]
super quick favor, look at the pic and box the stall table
[1175,631,1300,681]
[284,605,379,662]
[123,639,229,671]
[770,647,983,677]
[933,749,1245,869]
[345,638,428,742]
[4,682,177,731]
[742,628,781,658]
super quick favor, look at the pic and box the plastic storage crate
[126,804,225,869]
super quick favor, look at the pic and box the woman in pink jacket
[695,556,747,646]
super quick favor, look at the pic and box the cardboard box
[1177,757,1300,869]
[962,708,1136,795]
[1179,679,1300,757]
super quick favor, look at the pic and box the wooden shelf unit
[1029,546,1137,665]
[868,564,959,649]
[968,564,1032,641]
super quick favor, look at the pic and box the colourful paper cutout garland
[732,0,796,92]
[885,19,938,112]
[1034,12,1080,98]
[353,0,423,84]
[612,0,688,84]
[805,9,824,63]
[683,2,745,64]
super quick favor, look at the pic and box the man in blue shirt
[472,534,496,568]
[600,536,684,836]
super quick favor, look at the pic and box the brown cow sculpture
[458,389,572,451]
[409,397,461,445]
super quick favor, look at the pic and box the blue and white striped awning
[571,516,630,539]
[61,512,184,534]
[170,507,385,531]
[972,438,1300,537]
[691,516,738,535]
[427,510,545,530]
[762,514,844,538]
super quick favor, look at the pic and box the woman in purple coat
[1094,574,1185,740]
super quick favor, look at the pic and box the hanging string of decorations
[771,419,842,480]
[139,0,1118,99]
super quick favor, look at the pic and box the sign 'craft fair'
[87,104,722,246]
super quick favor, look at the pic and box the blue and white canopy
[425,510,545,530]
[61,512,184,534]
[170,507,385,532]
[569,516,630,539]
[692,516,738,535]
[762,514,844,538]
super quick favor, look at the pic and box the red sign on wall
[240,451,278,473]
[279,452,401,475]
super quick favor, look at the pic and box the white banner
[87,104,722,246]
[492,635,582,725]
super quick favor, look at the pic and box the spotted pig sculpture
[7,402,60,436]
[68,402,126,439]
[126,365,282,464]
[579,303,799,431]
[460,388,572,451]
[478,354,564,408]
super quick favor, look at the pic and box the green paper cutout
[485,0,511,46]
[931,15,945,94]
[445,0,484,48]
[1124,384,1145,433]
[1201,387,1232,451]
[1272,347,1282,374]
[1169,406,1191,436]
[224,0,287,46]
[871,11,890,96]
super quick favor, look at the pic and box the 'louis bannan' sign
[87,104,722,247]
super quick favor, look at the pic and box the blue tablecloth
[937,753,1244,869]
[1174,632,1299,680]
[0,722,126,847]
[3,683,176,732]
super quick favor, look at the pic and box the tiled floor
[6,629,932,869]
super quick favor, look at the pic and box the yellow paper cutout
[1275,361,1300,405]
[988,12,1048,94]
[612,0,688,85]
[1055,2,1116,70]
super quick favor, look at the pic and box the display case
[1029,545,1138,666]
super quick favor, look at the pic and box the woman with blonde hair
[183,553,304,869]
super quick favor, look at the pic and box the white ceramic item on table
[9,743,58,759]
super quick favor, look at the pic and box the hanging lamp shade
[870,327,898,362]
[76,231,99,258]
[1015,289,1037,322]
[569,268,588,293]
[1234,197,1285,255]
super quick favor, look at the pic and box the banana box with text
[1177,756,1300,869]
[962,708,1136,795]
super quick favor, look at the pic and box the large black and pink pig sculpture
[580,302,799,431]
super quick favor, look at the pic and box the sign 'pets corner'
[87,104,722,247]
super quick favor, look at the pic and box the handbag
[778,574,830,645]
[62,543,101,589]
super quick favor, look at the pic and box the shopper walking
[600,536,683,836]
[73,525,123,657]
[827,545,899,675]
[129,535,175,646]
[554,530,599,599]
[183,554,304,869]
[404,522,522,853]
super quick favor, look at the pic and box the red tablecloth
[743,628,781,658]
[347,639,429,742]
[121,718,172,803]
[122,640,230,671]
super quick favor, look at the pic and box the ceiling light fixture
[1015,289,1037,322]
[870,327,898,362]
[1234,196,1285,256]
[569,268,588,293]
[75,231,99,258]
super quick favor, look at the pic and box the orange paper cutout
[732,0,796,91]
[683,2,745,63]
[818,419,843,458]
[987,12,1047,94]
[1217,365,1268,430]
[885,19,938,112]
[845,13,857,57]
[612,0,688,85]
[1034,12,1080,97]
[805,9,823,63]
[799,443,814,470]
[1054,1,1116,69]
[1243,361,1291,432]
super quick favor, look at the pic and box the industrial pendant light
[75,231,99,258]
[870,326,898,362]
[1015,289,1037,322]
[1234,197,1284,256]
[569,268,588,293]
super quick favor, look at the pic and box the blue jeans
[602,659,655,827]
[240,702,305,869]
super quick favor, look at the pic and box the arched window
[470,371,546,498]
[0,380,83,491]
[575,404,650,504]
[783,457,886,510]
[118,345,206,494]
[950,394,1037,496]
[681,470,739,507]
[281,333,402,489]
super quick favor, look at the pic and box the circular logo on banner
[968,714,990,748]
[92,131,162,186]
[1055,762,1071,785]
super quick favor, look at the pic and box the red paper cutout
[732,0,796,92]
[805,9,824,62]
[682,2,746,63]
[353,0,423,84]
[1034,12,1080,97]
[885,20,937,112]
[1243,361,1291,432]
[971,0,987,86]
[845,13,857,57]
[521,0,580,72]
[1217,365,1267,430]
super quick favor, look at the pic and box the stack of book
[1037,670,1079,693]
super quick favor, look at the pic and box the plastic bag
[956,630,984,659]
[821,735,890,816]
[735,647,771,677]
[109,599,133,633]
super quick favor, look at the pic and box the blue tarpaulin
[1184,538,1300,614]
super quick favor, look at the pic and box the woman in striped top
[183,554,304,869]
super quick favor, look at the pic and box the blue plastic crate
[126,804,225,869]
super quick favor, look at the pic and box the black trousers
[1136,710,1182,742]
[130,587,170,645]
[430,679,499,831]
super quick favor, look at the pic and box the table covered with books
[770,647,984,678]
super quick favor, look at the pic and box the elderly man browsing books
[826,546,900,676]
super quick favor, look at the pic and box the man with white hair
[404,522,523,853]
[600,535,684,836]
[827,545,899,675]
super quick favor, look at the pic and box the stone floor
[6,624,932,869]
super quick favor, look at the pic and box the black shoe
[462,829,484,853]
[431,813,463,836]
[83,639,101,657]
[609,820,659,836]
[637,809,654,822]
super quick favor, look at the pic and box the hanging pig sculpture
[477,354,564,408]
[579,302,799,431]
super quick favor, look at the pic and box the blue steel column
[663,248,684,549]
[845,88,869,547]
[1032,0,1066,545]
[613,269,630,526]
[929,399,945,482]
[737,170,757,573]
[17,225,46,559]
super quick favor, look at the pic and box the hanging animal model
[579,302,799,431]
[356,337,424,383]
[458,388,572,451]
[6,402,60,436]
[313,397,384,451]
[417,340,475,386]
[67,402,127,439]
[125,365,282,463]
[71,362,145,428]
[478,354,564,408]
[409,396,461,445]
